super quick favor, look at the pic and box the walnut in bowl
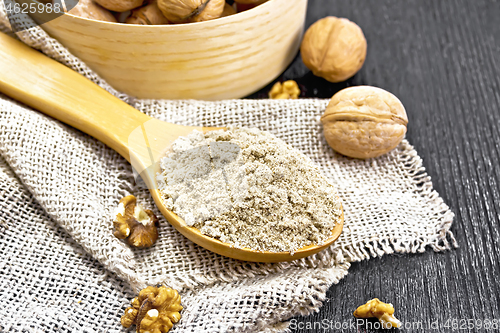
[42,0,306,100]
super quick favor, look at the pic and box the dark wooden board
[249,0,500,332]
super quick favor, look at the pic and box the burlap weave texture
[0,7,455,333]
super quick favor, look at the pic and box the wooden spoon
[0,32,343,262]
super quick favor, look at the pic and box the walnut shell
[321,86,408,159]
[301,16,367,83]
[95,0,144,13]
[126,1,169,24]
[65,0,117,22]
[158,0,224,23]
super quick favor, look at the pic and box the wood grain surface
[250,0,500,332]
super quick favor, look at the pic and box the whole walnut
[321,86,408,159]
[158,0,224,23]
[190,0,225,22]
[94,0,144,12]
[301,16,367,83]
[126,1,169,24]
[64,0,117,22]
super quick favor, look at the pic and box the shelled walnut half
[113,195,159,248]
[121,285,183,333]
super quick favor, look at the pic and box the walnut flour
[156,127,342,253]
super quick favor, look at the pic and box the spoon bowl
[0,32,343,262]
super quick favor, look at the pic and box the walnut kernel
[121,286,183,333]
[354,298,401,329]
[301,16,367,82]
[268,80,300,99]
[113,195,159,248]
[321,86,408,159]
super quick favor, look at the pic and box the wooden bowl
[39,0,307,100]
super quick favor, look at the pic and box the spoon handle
[0,32,151,162]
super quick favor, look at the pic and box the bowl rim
[53,0,277,28]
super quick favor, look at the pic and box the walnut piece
[353,298,401,329]
[321,86,408,159]
[121,286,183,333]
[157,0,225,23]
[113,195,159,248]
[301,16,367,83]
[268,80,300,99]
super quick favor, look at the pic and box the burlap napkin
[0,7,455,333]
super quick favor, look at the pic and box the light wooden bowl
[39,0,307,100]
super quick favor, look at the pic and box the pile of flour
[157,127,343,253]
